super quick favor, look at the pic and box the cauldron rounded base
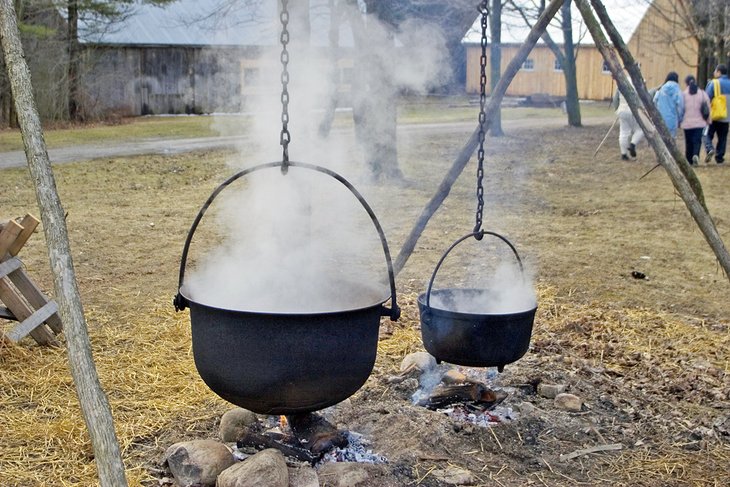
[187,297,382,415]
[418,288,536,369]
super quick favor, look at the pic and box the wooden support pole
[394,0,565,275]
[575,0,730,280]
[0,2,128,485]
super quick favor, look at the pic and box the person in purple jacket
[681,75,710,166]
[704,64,730,164]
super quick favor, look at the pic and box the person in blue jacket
[653,72,685,138]
[704,64,730,164]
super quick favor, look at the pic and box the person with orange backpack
[704,64,730,164]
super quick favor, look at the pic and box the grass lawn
[0,96,614,152]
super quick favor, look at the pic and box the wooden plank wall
[466,0,698,101]
[627,0,698,91]
[466,44,615,100]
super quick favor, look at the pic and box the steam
[429,262,537,314]
[184,2,450,313]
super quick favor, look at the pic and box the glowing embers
[235,412,386,466]
[392,352,518,428]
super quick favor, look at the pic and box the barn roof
[79,0,352,47]
[462,0,652,46]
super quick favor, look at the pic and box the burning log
[236,431,321,464]
[288,413,348,455]
[418,383,508,410]
[236,413,348,464]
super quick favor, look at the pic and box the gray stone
[317,463,396,487]
[432,466,476,485]
[163,439,235,487]
[517,401,536,416]
[219,408,259,442]
[289,465,320,487]
[538,383,567,399]
[217,449,288,487]
[400,351,437,373]
[554,393,583,412]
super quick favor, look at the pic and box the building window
[601,60,611,74]
[340,68,353,84]
[244,68,260,86]
[522,58,535,71]
[553,58,563,71]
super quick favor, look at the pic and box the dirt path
[0,116,614,169]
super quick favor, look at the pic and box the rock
[317,462,396,487]
[538,383,567,399]
[163,439,235,487]
[431,466,476,485]
[289,465,320,487]
[517,401,536,416]
[400,352,436,373]
[219,408,259,442]
[217,449,288,487]
[554,393,583,412]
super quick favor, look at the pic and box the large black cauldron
[418,231,536,371]
[174,161,399,415]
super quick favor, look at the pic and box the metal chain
[474,0,489,236]
[279,0,291,174]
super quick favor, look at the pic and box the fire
[279,415,289,431]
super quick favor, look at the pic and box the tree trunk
[511,0,582,127]
[488,0,503,136]
[0,2,128,485]
[348,4,402,182]
[67,0,80,121]
[394,0,565,274]
[561,0,581,126]
[576,0,730,280]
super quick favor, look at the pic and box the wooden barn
[77,0,353,117]
[464,0,698,101]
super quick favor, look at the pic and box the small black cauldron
[418,230,536,371]
[174,161,399,415]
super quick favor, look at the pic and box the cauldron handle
[424,230,523,310]
[174,161,400,321]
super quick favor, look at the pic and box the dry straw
[1,285,728,485]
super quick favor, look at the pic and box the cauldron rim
[179,287,390,316]
[418,287,538,318]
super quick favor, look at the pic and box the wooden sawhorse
[0,214,62,346]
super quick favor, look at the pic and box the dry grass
[1,110,729,486]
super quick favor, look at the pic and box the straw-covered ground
[1,108,729,486]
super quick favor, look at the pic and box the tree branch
[394,0,565,274]
[575,0,730,280]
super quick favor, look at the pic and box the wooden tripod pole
[0,2,128,485]
[575,0,730,279]
[394,0,565,275]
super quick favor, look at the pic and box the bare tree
[508,0,582,126]
[0,1,128,485]
[489,0,504,135]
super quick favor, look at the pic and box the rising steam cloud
[184,2,450,312]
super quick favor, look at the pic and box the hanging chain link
[279,0,291,174]
[474,0,489,236]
